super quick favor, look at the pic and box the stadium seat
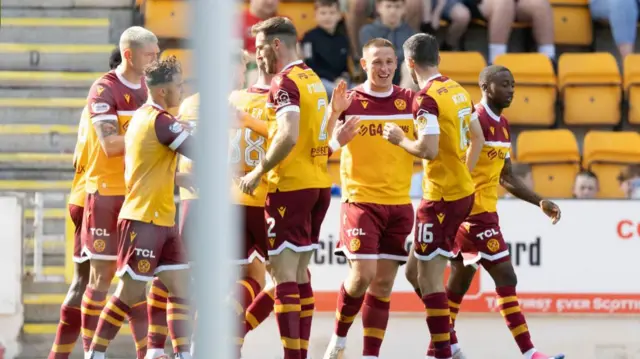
[549,0,592,46]
[623,54,640,124]
[558,53,622,125]
[161,49,192,79]
[494,53,557,126]
[143,0,188,39]
[516,129,580,198]
[439,52,486,104]
[582,131,640,198]
[278,2,316,38]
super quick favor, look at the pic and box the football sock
[234,277,262,315]
[446,289,463,353]
[244,287,275,334]
[361,293,390,358]
[89,296,130,353]
[333,283,365,345]
[48,305,82,359]
[128,300,149,359]
[274,282,301,359]
[167,297,192,354]
[496,286,535,354]
[298,282,315,359]
[147,278,169,352]
[80,288,108,352]
[422,292,452,359]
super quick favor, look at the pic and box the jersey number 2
[317,98,329,141]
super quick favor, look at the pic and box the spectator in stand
[618,164,640,199]
[424,0,473,51]
[341,0,422,61]
[461,0,556,64]
[590,0,638,58]
[242,0,279,83]
[572,170,599,199]
[503,163,534,198]
[301,0,351,98]
[359,0,415,87]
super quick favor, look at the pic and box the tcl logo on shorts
[475,228,500,240]
[616,220,640,239]
[134,248,156,258]
[90,228,111,237]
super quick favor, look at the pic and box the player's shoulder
[391,85,415,101]
[90,71,118,89]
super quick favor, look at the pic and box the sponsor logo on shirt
[91,102,110,114]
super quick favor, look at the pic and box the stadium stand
[161,48,192,79]
[549,0,593,46]
[439,52,486,104]
[558,52,622,126]
[583,131,640,198]
[516,129,581,198]
[623,54,640,125]
[493,53,557,126]
[0,70,102,88]
[143,0,189,40]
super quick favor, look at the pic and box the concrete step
[0,179,72,191]
[0,97,85,125]
[0,170,74,181]
[0,153,74,171]
[0,87,88,98]
[0,71,101,88]
[0,43,114,72]
[0,18,110,44]
[0,134,77,153]
[3,0,132,8]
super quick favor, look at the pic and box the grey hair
[119,26,158,49]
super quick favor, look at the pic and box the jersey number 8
[229,129,266,167]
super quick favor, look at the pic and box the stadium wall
[0,197,24,359]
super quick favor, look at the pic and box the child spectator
[359,0,415,87]
[301,0,351,97]
[618,164,640,199]
[572,170,599,199]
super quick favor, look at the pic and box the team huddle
[48,16,564,359]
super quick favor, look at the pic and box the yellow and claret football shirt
[266,60,331,192]
[85,68,148,196]
[469,102,511,215]
[229,85,270,207]
[68,106,90,207]
[177,93,199,201]
[413,74,475,201]
[119,103,191,227]
[339,83,416,205]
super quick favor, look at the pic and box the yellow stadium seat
[550,0,592,46]
[144,0,188,39]
[439,52,486,104]
[623,54,640,124]
[582,131,640,198]
[494,53,557,126]
[278,2,316,38]
[558,53,622,125]
[161,49,192,79]
[516,129,580,198]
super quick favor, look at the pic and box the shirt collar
[149,101,164,111]
[362,81,394,98]
[425,73,443,83]
[480,100,501,122]
[281,59,304,72]
[115,65,142,90]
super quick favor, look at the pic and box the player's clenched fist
[382,122,405,145]
[238,169,262,195]
[539,199,561,224]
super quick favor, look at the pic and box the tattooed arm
[87,81,125,157]
[93,120,125,157]
[499,158,541,206]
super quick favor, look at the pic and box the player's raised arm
[383,94,439,160]
[465,109,485,172]
[87,81,125,157]
[326,80,360,155]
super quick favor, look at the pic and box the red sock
[362,293,390,357]
[80,288,107,352]
[235,277,262,315]
[147,278,169,351]
[128,301,148,359]
[496,286,534,354]
[298,282,314,359]
[428,289,464,357]
[48,305,81,359]
[168,297,191,354]
[422,292,451,359]
[244,288,275,334]
[89,296,130,353]
[334,284,365,338]
[274,282,301,359]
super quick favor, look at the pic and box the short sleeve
[87,80,118,124]
[412,94,440,136]
[155,113,190,151]
[470,102,479,122]
[270,75,301,118]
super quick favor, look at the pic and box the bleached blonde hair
[119,26,158,50]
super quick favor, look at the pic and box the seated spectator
[359,0,416,87]
[341,0,423,61]
[242,0,279,83]
[461,0,556,64]
[618,164,640,199]
[502,163,534,198]
[590,0,638,58]
[572,170,599,199]
[423,0,472,51]
[301,0,351,98]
